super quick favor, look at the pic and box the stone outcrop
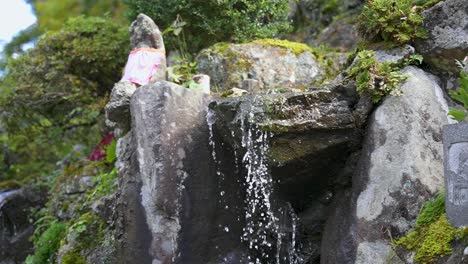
[321,67,450,264]
[415,0,468,75]
[105,81,136,134]
[196,42,323,92]
[315,16,361,52]
[0,188,46,263]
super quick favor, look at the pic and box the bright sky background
[0,1,36,51]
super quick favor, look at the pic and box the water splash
[207,104,302,263]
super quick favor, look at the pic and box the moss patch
[396,214,461,264]
[395,192,465,264]
[0,179,22,191]
[62,250,87,264]
[250,39,315,55]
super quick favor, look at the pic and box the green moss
[66,212,106,250]
[395,192,464,264]
[250,39,314,55]
[416,192,445,227]
[221,89,234,98]
[0,179,21,191]
[396,214,461,264]
[209,42,230,54]
[25,221,67,264]
[85,168,117,203]
[62,250,87,264]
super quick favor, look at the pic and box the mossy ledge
[250,39,315,55]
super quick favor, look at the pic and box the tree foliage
[30,0,128,31]
[125,0,292,53]
[0,16,129,181]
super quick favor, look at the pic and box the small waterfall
[207,104,302,264]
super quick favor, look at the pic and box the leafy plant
[0,16,128,182]
[448,58,468,121]
[25,220,66,264]
[125,0,292,53]
[345,50,415,103]
[357,0,428,46]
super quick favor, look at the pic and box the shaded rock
[315,16,361,52]
[196,42,323,92]
[415,0,468,75]
[0,187,46,263]
[114,132,153,264]
[64,176,95,195]
[290,0,364,45]
[192,74,211,94]
[129,13,166,82]
[321,67,451,263]
[105,81,136,133]
[375,44,415,64]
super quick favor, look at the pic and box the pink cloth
[121,48,165,86]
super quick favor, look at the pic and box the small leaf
[448,109,466,121]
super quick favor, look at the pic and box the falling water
[207,105,302,263]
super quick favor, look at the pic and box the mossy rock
[197,40,326,92]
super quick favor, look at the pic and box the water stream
[207,105,302,264]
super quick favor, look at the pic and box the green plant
[345,50,411,102]
[25,220,67,264]
[125,0,291,53]
[0,16,128,182]
[86,168,118,202]
[448,58,468,121]
[105,140,117,164]
[357,0,427,46]
[395,192,465,264]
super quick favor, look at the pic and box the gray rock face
[443,121,468,227]
[315,17,361,52]
[415,0,468,75]
[196,43,323,91]
[375,45,415,64]
[105,81,136,133]
[128,81,247,264]
[0,188,46,263]
[321,67,451,264]
[129,13,166,82]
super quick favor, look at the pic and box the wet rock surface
[321,67,450,264]
[210,82,371,263]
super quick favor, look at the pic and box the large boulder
[196,42,324,92]
[415,0,468,75]
[321,67,451,263]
